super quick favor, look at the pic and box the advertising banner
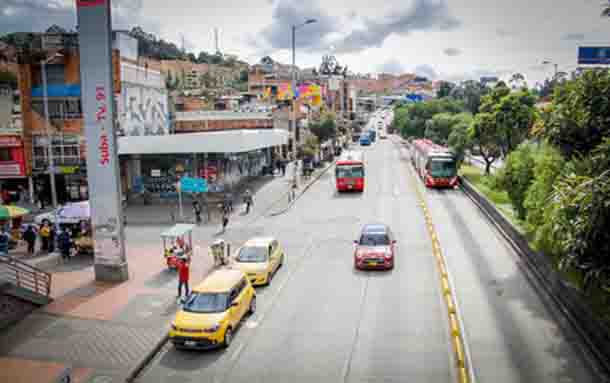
[578,47,610,65]
[76,0,127,271]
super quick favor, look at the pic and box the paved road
[136,134,596,382]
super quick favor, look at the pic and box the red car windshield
[359,233,390,246]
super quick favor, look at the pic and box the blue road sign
[578,47,610,65]
[180,177,208,193]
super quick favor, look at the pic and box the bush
[497,142,536,219]
[523,144,564,250]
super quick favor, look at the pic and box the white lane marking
[230,343,244,362]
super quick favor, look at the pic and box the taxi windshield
[183,293,229,313]
[237,246,268,262]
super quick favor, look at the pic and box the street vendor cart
[161,223,195,269]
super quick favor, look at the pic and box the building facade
[16,31,169,205]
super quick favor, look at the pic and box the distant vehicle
[336,151,365,192]
[232,237,285,286]
[368,130,377,142]
[354,224,397,270]
[169,269,256,350]
[35,201,90,226]
[379,132,387,139]
[410,139,458,188]
[359,134,371,146]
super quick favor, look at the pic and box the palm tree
[602,1,610,17]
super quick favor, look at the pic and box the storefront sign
[77,0,126,269]
[180,177,208,193]
[59,166,79,175]
[0,136,22,147]
[199,166,218,182]
[151,169,161,177]
[0,162,24,178]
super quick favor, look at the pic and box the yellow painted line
[405,162,472,383]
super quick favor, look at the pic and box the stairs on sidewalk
[0,257,52,331]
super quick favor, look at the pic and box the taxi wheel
[279,254,285,268]
[265,272,272,285]
[222,327,233,348]
[249,296,257,315]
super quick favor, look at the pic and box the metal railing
[0,256,52,298]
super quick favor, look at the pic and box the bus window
[427,158,456,177]
[336,165,364,178]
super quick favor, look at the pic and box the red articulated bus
[335,151,365,192]
[410,139,459,188]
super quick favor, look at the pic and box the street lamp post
[290,18,317,169]
[40,55,61,208]
[542,60,558,79]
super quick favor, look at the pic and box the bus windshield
[428,158,456,177]
[336,165,364,178]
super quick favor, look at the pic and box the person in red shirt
[177,258,190,301]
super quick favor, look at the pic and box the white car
[35,201,90,226]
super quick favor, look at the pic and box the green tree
[436,81,455,98]
[309,116,337,143]
[546,139,610,292]
[479,84,536,156]
[424,112,472,145]
[447,117,472,166]
[469,112,502,174]
[497,142,536,219]
[451,80,488,114]
[523,144,564,251]
[540,69,610,158]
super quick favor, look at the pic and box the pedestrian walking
[58,230,72,262]
[193,200,202,224]
[48,225,56,253]
[290,180,298,202]
[177,258,190,302]
[224,192,233,213]
[243,189,253,214]
[37,189,46,210]
[23,225,36,255]
[40,222,50,252]
[221,209,229,233]
[0,228,9,256]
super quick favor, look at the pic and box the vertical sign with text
[76,0,127,267]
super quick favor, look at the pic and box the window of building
[42,64,65,85]
[32,134,82,170]
[31,99,83,120]
[0,148,12,162]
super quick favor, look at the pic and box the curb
[268,162,335,217]
[125,334,169,383]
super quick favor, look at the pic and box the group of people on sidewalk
[5,221,88,261]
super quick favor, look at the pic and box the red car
[353,224,397,270]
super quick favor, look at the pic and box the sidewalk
[0,167,306,383]
[124,172,292,226]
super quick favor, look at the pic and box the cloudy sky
[2,0,610,84]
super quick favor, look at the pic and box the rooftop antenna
[180,33,186,53]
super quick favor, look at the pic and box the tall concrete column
[28,176,35,204]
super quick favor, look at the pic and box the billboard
[578,47,610,65]
[76,0,127,277]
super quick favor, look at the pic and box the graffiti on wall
[119,85,169,136]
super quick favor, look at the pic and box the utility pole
[41,58,58,208]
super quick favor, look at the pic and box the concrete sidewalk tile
[3,313,167,372]
[0,357,71,383]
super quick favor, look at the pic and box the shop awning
[118,129,288,155]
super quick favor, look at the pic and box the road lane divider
[404,153,476,383]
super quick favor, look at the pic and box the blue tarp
[31,84,81,98]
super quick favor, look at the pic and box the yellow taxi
[169,269,256,349]
[232,237,285,286]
